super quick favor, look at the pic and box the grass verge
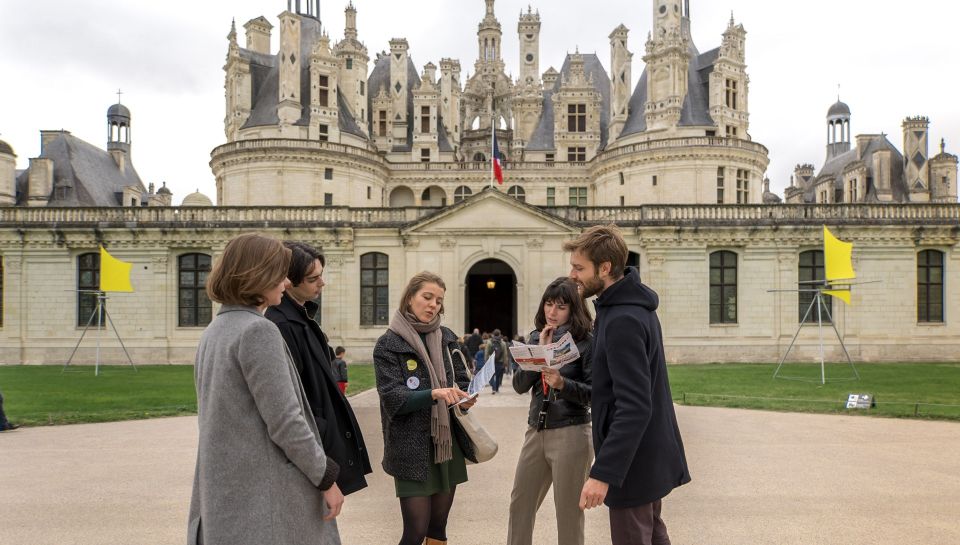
[668,362,960,420]
[0,364,377,427]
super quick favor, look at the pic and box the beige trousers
[506,423,593,545]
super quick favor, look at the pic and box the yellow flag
[99,246,133,292]
[823,289,851,305]
[823,226,855,282]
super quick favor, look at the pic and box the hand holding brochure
[508,332,579,372]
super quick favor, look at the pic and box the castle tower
[0,139,15,206]
[902,116,930,199]
[107,101,131,156]
[478,0,504,71]
[439,58,463,150]
[389,38,410,147]
[929,139,958,203]
[643,0,689,131]
[553,52,602,162]
[225,19,253,140]
[826,100,851,159]
[609,24,632,142]
[710,14,749,139]
[310,32,341,142]
[412,63,440,162]
[334,2,370,134]
[277,10,303,128]
[517,6,541,87]
[243,16,273,55]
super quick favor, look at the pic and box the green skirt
[394,437,468,498]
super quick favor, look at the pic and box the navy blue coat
[589,267,690,508]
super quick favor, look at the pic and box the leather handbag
[448,348,498,464]
[452,404,498,464]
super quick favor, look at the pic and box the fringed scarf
[388,309,452,464]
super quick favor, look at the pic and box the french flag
[492,131,504,185]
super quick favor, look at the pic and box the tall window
[360,252,389,326]
[568,104,586,132]
[346,58,353,70]
[726,125,738,137]
[360,81,365,96]
[454,186,473,203]
[709,251,737,324]
[378,111,387,136]
[179,254,212,327]
[848,179,858,202]
[421,148,431,162]
[318,124,328,142]
[798,250,831,323]
[569,187,588,206]
[725,79,738,109]
[318,75,329,107]
[507,186,526,202]
[420,106,430,133]
[717,167,725,204]
[77,252,103,327]
[546,187,556,206]
[917,250,944,323]
[567,147,586,162]
[736,169,749,204]
[324,193,333,206]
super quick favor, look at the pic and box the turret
[609,24,632,141]
[929,139,958,203]
[0,139,15,206]
[277,10,303,128]
[334,1,370,133]
[517,6,541,87]
[107,102,131,173]
[643,0,689,130]
[439,58,463,149]
[826,100,851,159]
[389,38,410,147]
[710,15,749,139]
[243,16,273,55]
[902,116,930,199]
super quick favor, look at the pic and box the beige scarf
[389,309,453,464]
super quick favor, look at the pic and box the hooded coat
[588,267,691,508]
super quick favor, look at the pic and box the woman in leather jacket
[507,277,593,545]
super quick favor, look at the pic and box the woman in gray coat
[187,233,341,545]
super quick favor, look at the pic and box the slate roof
[14,131,145,207]
[367,52,425,152]
[527,53,611,151]
[240,17,364,138]
[796,135,908,203]
[0,139,13,156]
[620,42,718,138]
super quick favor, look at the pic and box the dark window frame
[178,253,213,327]
[709,251,738,324]
[77,252,103,327]
[360,252,389,326]
[917,250,944,323]
[798,250,832,324]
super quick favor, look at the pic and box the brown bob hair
[534,277,593,341]
[562,224,628,279]
[206,233,291,307]
[399,271,447,315]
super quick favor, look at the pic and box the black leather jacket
[512,330,592,430]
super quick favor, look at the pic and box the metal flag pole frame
[770,283,858,385]
[63,290,137,376]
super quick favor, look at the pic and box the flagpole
[489,111,495,189]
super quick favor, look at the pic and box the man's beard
[579,273,605,298]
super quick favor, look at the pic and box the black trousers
[609,499,671,545]
[0,390,9,427]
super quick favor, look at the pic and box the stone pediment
[401,188,579,236]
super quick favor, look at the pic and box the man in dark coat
[565,225,690,545]
[266,242,372,498]
[464,328,482,357]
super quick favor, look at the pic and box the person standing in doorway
[566,225,690,545]
[266,241,372,498]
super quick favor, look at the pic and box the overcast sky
[1,0,957,204]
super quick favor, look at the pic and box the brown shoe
[424,539,447,545]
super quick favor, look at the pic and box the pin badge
[406,359,418,371]
[406,376,421,390]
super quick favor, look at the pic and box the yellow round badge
[406,359,418,371]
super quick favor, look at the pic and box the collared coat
[187,305,340,545]
[266,294,372,495]
[589,268,691,509]
[372,326,477,481]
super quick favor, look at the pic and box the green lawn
[668,362,960,420]
[3,362,957,426]
[0,364,376,427]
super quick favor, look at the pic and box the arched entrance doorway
[464,259,517,338]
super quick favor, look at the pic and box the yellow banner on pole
[823,289,851,305]
[823,226,855,282]
[99,246,133,292]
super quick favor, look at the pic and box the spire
[227,18,237,42]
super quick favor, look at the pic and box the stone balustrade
[2,203,957,228]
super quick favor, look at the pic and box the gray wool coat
[187,305,341,545]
